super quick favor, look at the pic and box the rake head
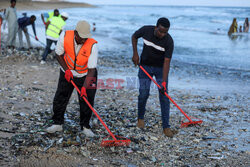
[101,135,131,147]
[181,116,203,128]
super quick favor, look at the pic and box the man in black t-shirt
[132,17,175,137]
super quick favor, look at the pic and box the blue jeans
[42,38,57,61]
[138,65,170,128]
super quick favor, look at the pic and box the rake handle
[27,32,46,47]
[139,65,193,122]
[70,80,117,141]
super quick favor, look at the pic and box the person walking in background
[131,17,176,138]
[5,0,18,50]
[46,20,98,138]
[40,12,68,64]
[239,25,242,33]
[18,15,38,50]
[228,18,238,36]
[41,9,60,26]
[243,18,249,33]
[92,23,96,32]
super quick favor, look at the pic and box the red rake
[181,116,203,128]
[70,80,131,147]
[139,65,203,128]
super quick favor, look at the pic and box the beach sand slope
[0,0,94,11]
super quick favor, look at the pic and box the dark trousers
[138,65,170,128]
[52,69,97,129]
[42,38,57,61]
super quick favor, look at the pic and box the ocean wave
[173,26,227,35]
[210,19,231,24]
[173,57,250,72]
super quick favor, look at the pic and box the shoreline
[0,30,249,97]
[0,1,95,11]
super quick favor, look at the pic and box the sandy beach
[0,46,249,166]
[0,1,250,167]
[0,42,249,167]
[0,0,94,11]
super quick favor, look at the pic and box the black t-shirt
[133,25,174,67]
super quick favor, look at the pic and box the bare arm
[131,34,139,66]
[55,53,68,71]
[41,14,45,23]
[45,21,50,30]
[162,57,171,82]
[83,68,96,89]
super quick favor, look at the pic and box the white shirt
[5,7,18,27]
[55,31,98,78]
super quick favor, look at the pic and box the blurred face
[54,11,59,17]
[30,17,36,23]
[74,30,87,45]
[11,1,16,8]
[154,24,168,39]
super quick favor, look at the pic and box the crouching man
[46,20,98,137]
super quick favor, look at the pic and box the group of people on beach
[0,0,97,64]
[228,17,249,35]
[0,0,39,50]
[0,0,176,138]
[0,0,69,64]
[46,17,177,138]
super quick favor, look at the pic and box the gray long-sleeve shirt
[5,7,18,28]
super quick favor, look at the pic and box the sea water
[18,5,250,71]
[4,5,250,93]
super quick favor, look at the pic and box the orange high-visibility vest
[64,30,97,74]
